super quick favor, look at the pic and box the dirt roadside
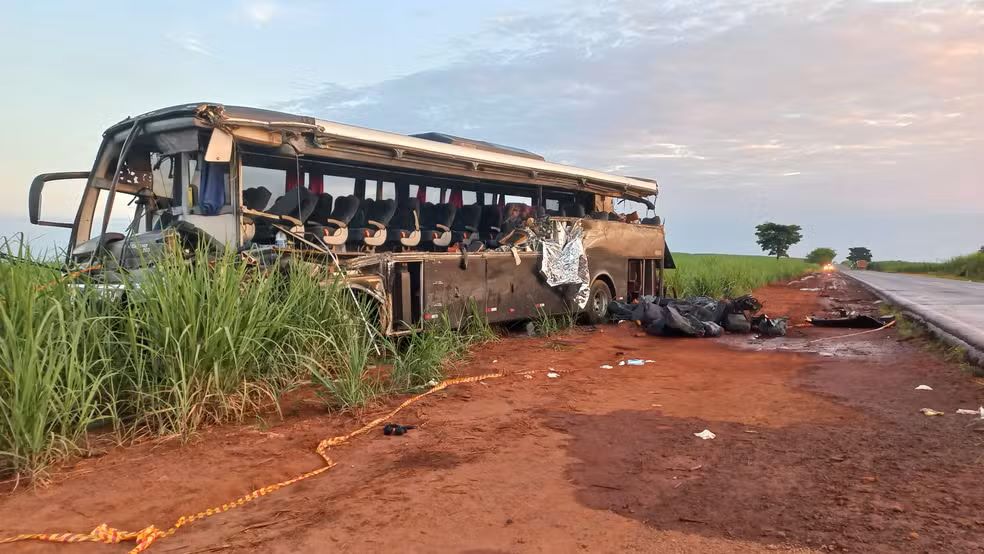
[2,272,983,553]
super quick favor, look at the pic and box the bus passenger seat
[479,205,502,247]
[641,216,662,226]
[387,198,421,248]
[562,202,586,218]
[242,187,272,211]
[451,204,482,248]
[348,198,396,248]
[249,188,319,244]
[316,194,359,246]
[420,202,456,249]
[302,193,333,241]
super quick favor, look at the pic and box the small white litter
[920,408,944,417]
[425,379,439,387]
[492,359,498,364]
[618,361,626,366]
[600,364,613,369]
[524,374,533,380]
[694,429,716,440]
[546,372,560,379]
[627,359,645,366]
[800,288,821,292]
[955,409,979,415]
[915,385,933,391]
[819,352,835,358]
[645,359,656,363]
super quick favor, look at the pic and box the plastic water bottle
[275,231,287,248]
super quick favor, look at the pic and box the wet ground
[2,272,983,553]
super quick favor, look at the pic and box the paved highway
[845,270,984,363]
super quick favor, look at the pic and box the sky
[0,0,981,260]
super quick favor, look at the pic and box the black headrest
[329,195,361,224]
[452,204,482,230]
[243,187,272,211]
[368,198,397,224]
[431,203,456,227]
[562,202,586,218]
[267,188,319,221]
[309,193,334,221]
[392,199,420,230]
[479,205,502,230]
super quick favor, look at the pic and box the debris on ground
[608,294,780,338]
[808,311,894,329]
[955,408,984,418]
[546,372,560,379]
[694,429,717,440]
[600,364,613,369]
[915,385,933,391]
[920,408,944,417]
[383,424,416,436]
[626,359,645,366]
[751,315,788,337]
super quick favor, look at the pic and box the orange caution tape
[1,372,503,553]
[34,265,103,292]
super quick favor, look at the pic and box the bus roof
[108,103,659,198]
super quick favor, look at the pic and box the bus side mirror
[29,171,90,228]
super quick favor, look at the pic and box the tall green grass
[0,241,501,479]
[870,252,984,281]
[113,248,324,437]
[666,253,816,298]
[0,244,117,478]
[387,302,498,393]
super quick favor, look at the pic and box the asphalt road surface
[845,270,984,361]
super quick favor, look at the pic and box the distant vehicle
[28,103,671,332]
[856,260,869,270]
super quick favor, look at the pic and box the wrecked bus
[28,103,671,333]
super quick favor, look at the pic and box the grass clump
[666,253,816,298]
[113,247,313,437]
[0,243,117,479]
[529,305,577,337]
[388,302,498,393]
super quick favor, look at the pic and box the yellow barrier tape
[1,372,504,553]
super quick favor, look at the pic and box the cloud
[276,0,984,258]
[243,1,278,26]
[165,33,213,57]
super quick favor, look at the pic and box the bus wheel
[584,280,612,324]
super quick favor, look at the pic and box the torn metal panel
[580,219,665,259]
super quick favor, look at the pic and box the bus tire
[584,280,612,324]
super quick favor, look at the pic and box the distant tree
[755,222,803,259]
[805,247,836,265]
[846,247,873,265]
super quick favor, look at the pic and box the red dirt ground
[2,273,984,553]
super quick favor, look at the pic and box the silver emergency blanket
[539,220,591,308]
